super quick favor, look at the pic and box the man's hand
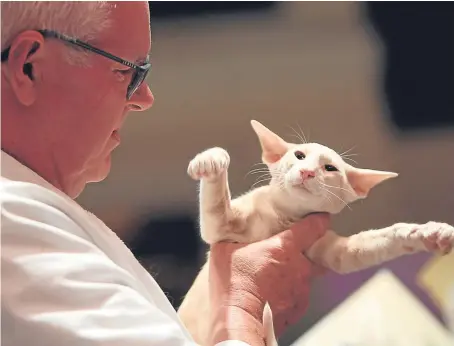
[208,213,330,345]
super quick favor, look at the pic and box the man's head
[1,1,154,198]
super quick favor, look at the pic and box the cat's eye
[294,151,306,160]
[324,164,338,172]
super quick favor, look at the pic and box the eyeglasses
[1,29,151,100]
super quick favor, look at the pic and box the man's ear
[251,120,289,164]
[4,30,45,106]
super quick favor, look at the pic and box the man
[1,2,329,345]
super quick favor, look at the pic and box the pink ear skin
[251,120,289,164]
[347,168,398,197]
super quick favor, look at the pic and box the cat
[177,120,454,346]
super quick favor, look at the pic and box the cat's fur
[178,120,454,346]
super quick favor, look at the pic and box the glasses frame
[1,29,151,99]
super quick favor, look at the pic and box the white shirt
[1,151,248,346]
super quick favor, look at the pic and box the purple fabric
[317,252,444,323]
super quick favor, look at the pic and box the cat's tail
[263,302,279,346]
[305,222,454,274]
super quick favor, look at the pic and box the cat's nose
[300,169,316,181]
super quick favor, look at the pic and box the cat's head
[251,120,398,214]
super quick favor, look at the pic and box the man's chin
[64,155,112,198]
[87,155,112,183]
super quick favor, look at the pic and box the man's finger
[279,213,331,251]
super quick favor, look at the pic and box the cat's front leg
[187,147,237,244]
[182,148,241,344]
[306,222,454,274]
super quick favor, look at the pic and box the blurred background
[78,2,454,344]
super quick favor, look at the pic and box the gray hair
[1,1,113,64]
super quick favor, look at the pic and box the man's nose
[128,83,154,111]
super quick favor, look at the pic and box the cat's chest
[247,214,292,241]
[231,190,299,241]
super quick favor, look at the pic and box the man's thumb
[280,213,331,251]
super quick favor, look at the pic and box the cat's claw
[187,147,230,181]
[419,221,454,255]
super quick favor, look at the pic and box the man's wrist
[209,284,265,345]
[209,304,265,346]
[208,245,267,345]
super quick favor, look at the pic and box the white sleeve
[1,183,204,346]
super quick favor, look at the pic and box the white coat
[1,151,247,346]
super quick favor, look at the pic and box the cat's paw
[187,147,230,181]
[418,221,454,255]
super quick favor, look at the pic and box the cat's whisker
[255,173,272,179]
[251,164,269,170]
[339,145,357,157]
[251,178,272,188]
[248,164,268,172]
[339,147,359,165]
[248,169,271,176]
[316,178,356,197]
[319,189,333,206]
[246,166,271,178]
[324,194,333,207]
[252,172,276,186]
[251,162,268,167]
[342,157,358,165]
[288,134,306,143]
[250,175,272,185]
[324,188,352,211]
[317,181,334,206]
[287,125,306,144]
[296,123,308,144]
[306,128,312,143]
[317,181,355,207]
[247,162,268,172]
[255,173,272,183]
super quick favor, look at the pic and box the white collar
[1,149,119,239]
[1,150,67,195]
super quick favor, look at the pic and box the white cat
[178,120,454,346]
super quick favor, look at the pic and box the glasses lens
[127,65,150,99]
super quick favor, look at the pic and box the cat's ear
[251,120,289,164]
[346,168,398,198]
